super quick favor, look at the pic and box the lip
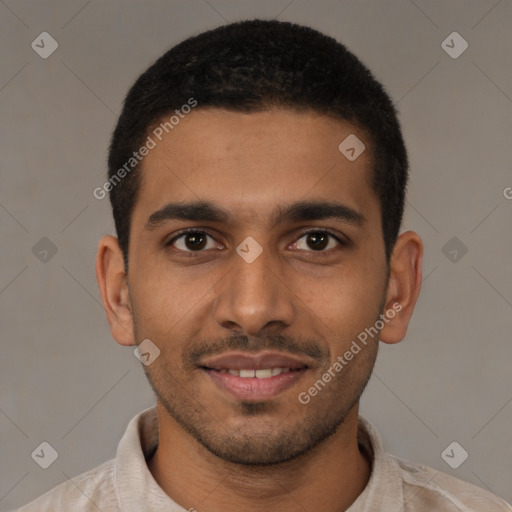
[203,367,308,401]
[199,350,312,371]
[199,351,312,401]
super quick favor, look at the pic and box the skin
[96,108,423,512]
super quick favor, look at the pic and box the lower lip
[203,368,307,401]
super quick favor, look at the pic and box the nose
[213,244,295,337]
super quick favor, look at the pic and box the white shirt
[14,406,512,511]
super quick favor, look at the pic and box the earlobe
[95,235,136,346]
[379,230,423,345]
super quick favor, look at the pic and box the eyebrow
[144,200,366,231]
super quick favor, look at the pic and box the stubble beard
[143,339,379,466]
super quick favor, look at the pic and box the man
[16,19,511,512]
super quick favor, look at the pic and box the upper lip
[199,351,312,370]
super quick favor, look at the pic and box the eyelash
[165,228,349,255]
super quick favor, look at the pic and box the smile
[198,350,314,401]
[202,366,308,401]
[208,367,294,378]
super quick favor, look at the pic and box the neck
[147,402,371,512]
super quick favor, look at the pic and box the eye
[166,230,219,253]
[291,230,345,252]
[165,228,347,255]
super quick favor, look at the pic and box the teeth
[219,368,294,378]
[255,368,272,379]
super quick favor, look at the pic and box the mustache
[186,334,328,367]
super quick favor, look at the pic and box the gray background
[1,0,511,509]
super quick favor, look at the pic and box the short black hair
[107,19,408,270]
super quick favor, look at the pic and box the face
[124,108,390,464]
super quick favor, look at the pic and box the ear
[379,230,423,345]
[95,235,136,346]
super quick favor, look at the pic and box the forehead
[132,108,378,230]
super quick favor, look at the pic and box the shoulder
[390,454,512,511]
[357,416,511,511]
[13,458,118,512]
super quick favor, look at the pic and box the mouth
[199,351,312,401]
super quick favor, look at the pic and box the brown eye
[182,232,208,250]
[293,230,343,252]
[305,232,330,250]
[167,231,217,252]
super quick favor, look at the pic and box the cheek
[300,271,385,366]
[305,264,383,319]
[129,273,183,337]
[130,265,218,344]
